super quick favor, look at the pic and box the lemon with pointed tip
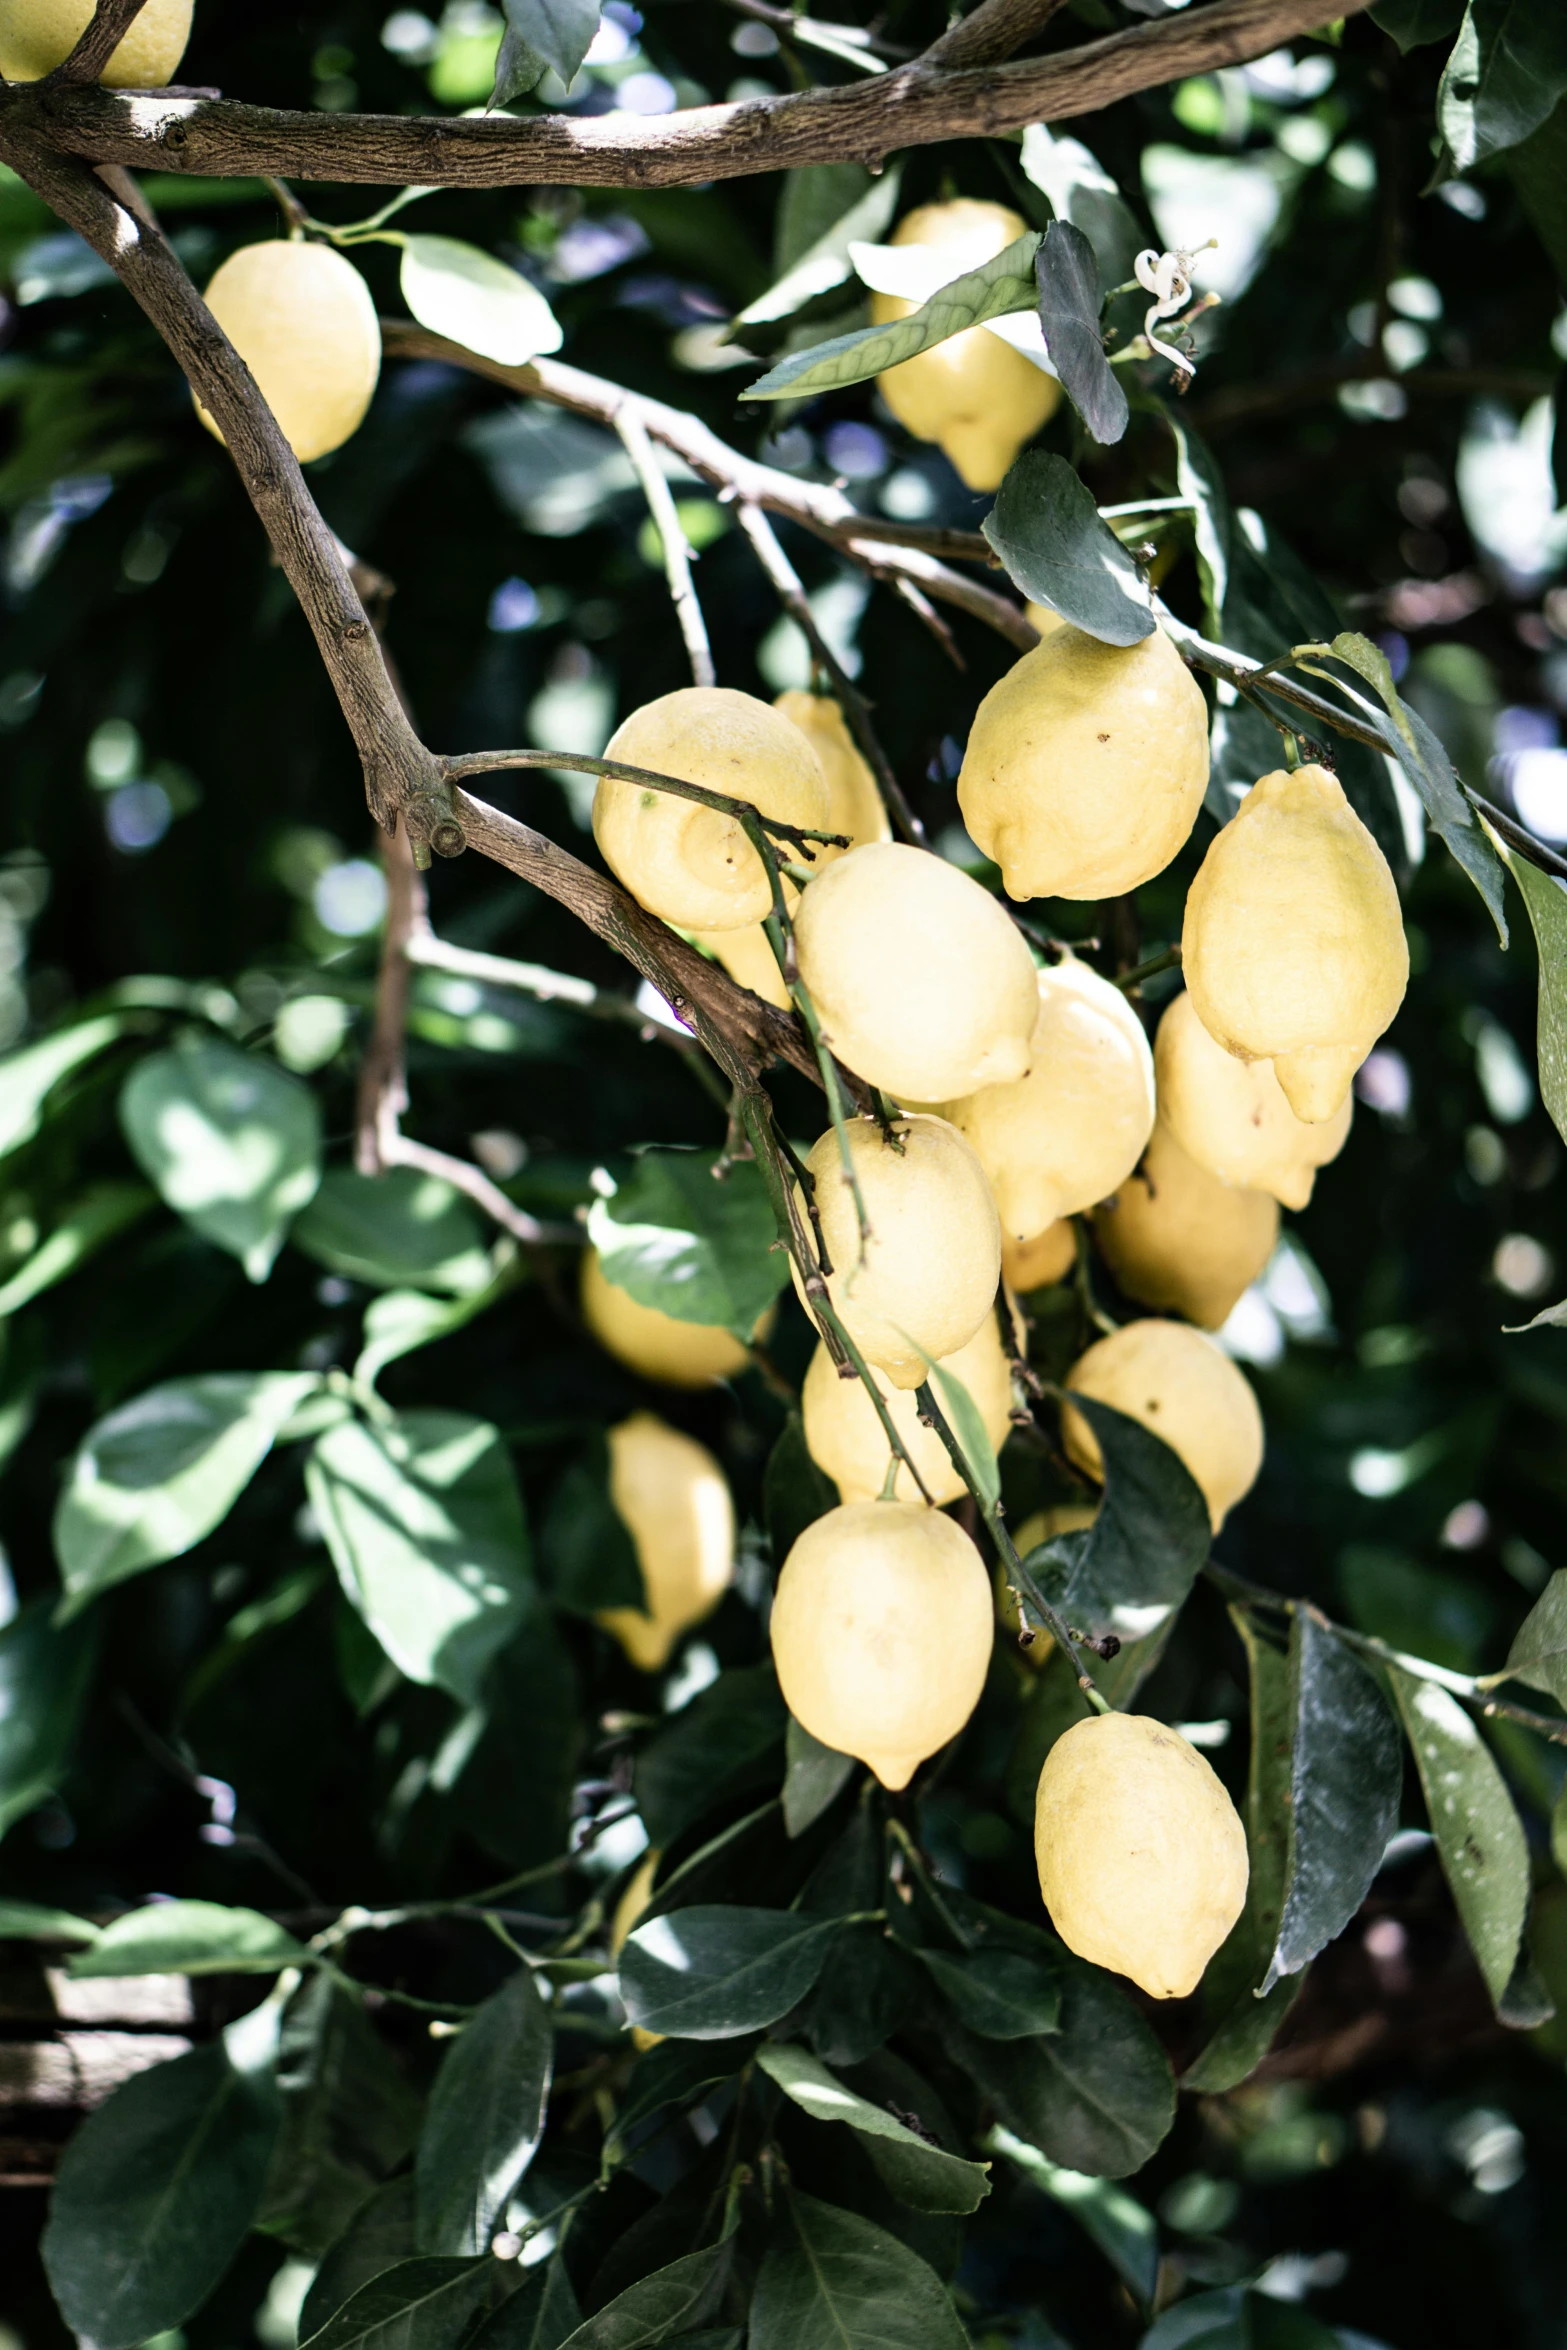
[1063,1317,1262,1533]
[1034,1711,1249,1998]
[791,1114,1001,1388]
[580,1249,772,1387]
[593,686,828,933]
[1155,990,1351,1210]
[771,1501,993,1788]
[940,960,1155,1243]
[596,1412,735,1671]
[793,842,1037,1102]
[0,0,191,81]
[1182,763,1408,1123]
[871,201,1061,492]
[957,624,1209,901]
[196,242,382,464]
[1002,1220,1076,1293]
[801,1300,1015,1506]
[1093,1120,1279,1331]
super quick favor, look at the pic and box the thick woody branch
[923,0,1070,74]
[53,0,153,83]
[13,0,1372,190]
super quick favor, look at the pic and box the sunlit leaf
[983,452,1155,646]
[416,1967,552,2255]
[121,1038,322,1281]
[757,2042,991,2212]
[621,1906,839,2038]
[401,237,563,367]
[1392,1666,1530,2011]
[741,234,1039,402]
[69,1898,311,1978]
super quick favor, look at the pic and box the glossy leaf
[587,1147,788,1341]
[783,1711,855,1837]
[1019,121,1143,291]
[1028,1394,1211,1646]
[293,1168,491,1296]
[541,1430,645,1616]
[69,1897,311,1978]
[990,2125,1157,2305]
[757,2041,991,2213]
[402,237,564,367]
[473,2258,581,2350]
[741,233,1039,402]
[1370,0,1466,47]
[750,2193,968,2350]
[259,1973,419,2259]
[983,451,1155,647]
[557,2239,730,2348]
[917,1945,1062,2039]
[497,0,602,92]
[620,1905,839,2038]
[1438,0,1567,173]
[1141,2287,1347,2348]
[1392,1667,1530,2010]
[299,2177,417,2343]
[355,1267,520,1391]
[0,1013,128,1160]
[304,2257,498,2350]
[634,1662,786,1846]
[732,162,903,331]
[0,1181,152,1316]
[1496,843,1567,1149]
[1034,219,1127,445]
[953,1964,1175,2178]
[416,1965,553,2253]
[120,1037,322,1281]
[0,1895,100,1941]
[1502,1566,1567,1704]
[55,1371,320,1609]
[0,1596,97,1839]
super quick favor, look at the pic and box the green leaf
[1370,0,1466,48]
[1507,91,1567,283]
[497,0,601,91]
[0,1013,127,1160]
[606,2037,760,2153]
[620,1905,840,2038]
[293,1168,491,1295]
[916,1946,1062,2039]
[299,2177,417,2344]
[587,1148,788,1342]
[1391,1667,1530,2011]
[1263,1615,1404,1991]
[1503,1568,1567,1705]
[258,1973,419,2259]
[308,1410,532,1706]
[1163,404,1231,636]
[1028,1394,1210,1648]
[401,236,564,366]
[354,1265,520,1391]
[732,164,903,332]
[765,1410,840,1565]
[952,1963,1175,2177]
[303,2257,499,2350]
[1437,0,1567,174]
[1494,840,1567,1149]
[0,1596,97,1838]
[989,2125,1157,2305]
[0,1181,153,1316]
[557,2239,730,2349]
[750,2192,969,2350]
[982,451,1155,647]
[41,2036,281,2349]
[634,1662,786,1845]
[443,1595,581,1871]
[1141,2287,1347,2349]
[0,1896,100,1942]
[416,1966,553,2254]
[922,1360,1001,1511]
[1019,122,1143,292]
[472,2258,580,2350]
[540,1430,645,1616]
[69,1898,311,1977]
[120,1037,322,1281]
[54,1371,321,1610]
[757,2041,992,2212]
[783,1711,855,1837]
[1034,220,1127,446]
[741,232,1039,402]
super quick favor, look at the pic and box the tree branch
[922,0,1071,74]
[356,817,428,1175]
[52,0,153,85]
[615,406,715,689]
[12,0,1372,190]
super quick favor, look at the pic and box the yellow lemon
[197,242,382,465]
[940,959,1155,1243]
[1034,1712,1249,1998]
[793,842,1037,1101]
[0,0,190,80]
[1155,990,1351,1210]
[580,1249,771,1386]
[1063,1317,1262,1532]
[596,1412,735,1671]
[594,686,828,934]
[771,1501,993,1788]
[872,201,1061,491]
[801,1301,1015,1506]
[774,692,890,854]
[1181,763,1409,1123]
[1024,602,1068,640]
[1002,1220,1076,1293]
[790,1114,1001,1388]
[997,1502,1099,1664]
[957,624,1209,901]
[1093,1120,1279,1331]
[609,1850,664,2050]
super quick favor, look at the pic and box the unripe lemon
[596,1412,735,1670]
[0,0,190,81]
[1155,990,1351,1210]
[197,242,382,464]
[771,1500,993,1788]
[610,1850,663,2050]
[793,842,1037,1101]
[940,960,1155,1243]
[1093,1120,1279,1331]
[998,1502,1098,1665]
[1182,763,1409,1123]
[872,201,1061,491]
[801,1301,1015,1506]
[594,687,828,933]
[957,624,1209,901]
[1034,1711,1249,1998]
[1002,1220,1076,1293]
[580,1249,771,1386]
[1063,1318,1262,1532]
[774,692,890,854]
[790,1114,1000,1388]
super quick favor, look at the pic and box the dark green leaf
[1263,1615,1403,1991]
[444,1595,581,1870]
[989,2124,1157,2305]
[541,1432,645,1617]
[0,1896,100,1942]
[1034,220,1126,445]
[1507,93,1567,282]
[733,163,903,331]
[750,2193,968,2350]
[308,1410,531,1706]
[497,0,601,92]
[558,2240,730,2348]
[299,2177,418,2343]
[1140,2287,1346,2348]
[355,1266,522,1392]
[606,2037,760,2153]
[759,2040,991,2212]
[69,1898,311,1978]
[917,1946,1062,2039]
[1392,1666,1529,2011]
[1370,0,1465,47]
[42,2033,281,2350]
[471,2258,581,2350]
[417,1966,553,2253]
[953,1964,1175,2178]
[293,1168,490,1296]
[741,234,1039,403]
[55,1371,321,1609]
[120,1037,322,1281]
[634,1663,786,1846]
[620,1906,839,2038]
[1340,1546,1496,1675]
[258,1974,419,2259]
[304,2257,499,2350]
[783,1711,855,1837]
[1437,0,1567,173]
[587,1149,788,1342]
[1029,1394,1210,1646]
[0,1596,97,1838]
[982,452,1155,647]
[0,1181,152,1316]
[805,1924,920,2066]
[1163,404,1231,635]
[765,1411,839,1567]
[0,1013,128,1160]
[490,23,548,105]
[1496,843,1567,1148]
[1503,1568,1567,1705]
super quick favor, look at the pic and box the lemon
[793,842,1037,1101]
[580,1249,770,1386]
[771,1500,993,1787]
[1093,1120,1279,1331]
[688,916,792,1009]
[1155,990,1352,1210]
[1034,1712,1249,1998]
[594,686,828,934]
[1063,1317,1263,1532]
[596,1412,735,1670]
[0,0,190,80]
[1182,763,1409,1123]
[1024,602,1068,640]
[774,692,890,853]
[196,242,382,465]
[790,1114,1001,1388]
[1002,1220,1076,1293]
[872,201,1061,491]
[998,1502,1099,1664]
[610,1850,664,2050]
[801,1299,1015,1505]
[957,624,1210,901]
[940,959,1155,1242]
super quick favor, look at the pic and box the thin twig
[441,745,847,857]
[357,818,428,1175]
[615,405,715,689]
[378,1132,569,1247]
